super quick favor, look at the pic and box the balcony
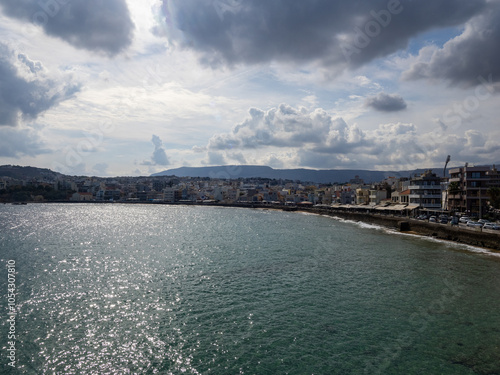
[409,194,442,199]
[409,185,440,189]
[465,176,489,180]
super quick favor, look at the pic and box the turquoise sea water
[1,204,500,374]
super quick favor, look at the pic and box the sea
[1,203,500,375]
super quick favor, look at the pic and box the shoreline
[301,209,500,257]
[294,206,500,253]
[6,200,500,253]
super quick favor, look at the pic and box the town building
[369,189,387,206]
[96,189,121,201]
[409,170,442,211]
[391,189,409,204]
[349,175,364,185]
[163,187,182,203]
[448,165,500,217]
[356,187,370,205]
[337,188,356,205]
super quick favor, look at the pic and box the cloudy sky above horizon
[1,0,500,176]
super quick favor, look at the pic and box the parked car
[478,219,491,225]
[483,223,500,230]
[451,217,459,225]
[459,216,470,224]
[466,221,483,228]
[429,216,437,223]
[439,217,448,224]
[417,214,428,220]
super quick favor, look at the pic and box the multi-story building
[321,188,334,205]
[213,186,224,201]
[391,189,409,204]
[409,170,442,210]
[397,177,410,192]
[163,187,182,203]
[356,187,370,205]
[338,188,356,205]
[349,175,364,185]
[448,165,500,217]
[96,189,121,201]
[227,188,240,202]
[369,189,387,206]
[152,180,167,192]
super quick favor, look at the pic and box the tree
[487,187,500,209]
[448,181,460,195]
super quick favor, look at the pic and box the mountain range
[3,164,494,184]
[152,165,450,183]
[0,165,64,180]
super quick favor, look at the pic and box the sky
[1,0,500,177]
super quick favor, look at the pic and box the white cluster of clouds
[201,104,499,170]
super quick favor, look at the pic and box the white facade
[163,188,176,203]
[409,170,442,209]
[369,190,386,206]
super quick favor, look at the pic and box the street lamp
[442,155,451,215]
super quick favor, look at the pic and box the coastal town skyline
[1,1,500,177]
[2,163,499,219]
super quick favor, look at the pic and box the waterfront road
[421,220,499,235]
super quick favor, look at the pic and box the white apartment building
[409,170,442,210]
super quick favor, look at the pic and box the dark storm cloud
[0,43,79,126]
[166,0,486,70]
[403,2,500,87]
[365,93,407,112]
[0,0,134,56]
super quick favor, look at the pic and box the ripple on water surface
[0,204,500,374]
